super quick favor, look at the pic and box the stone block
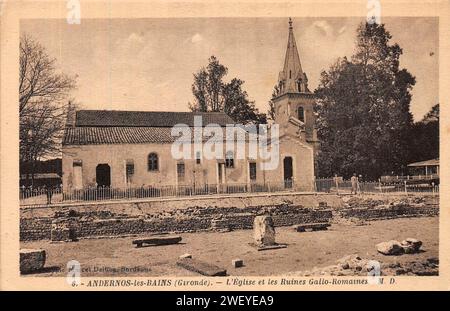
[20,249,46,274]
[253,215,275,246]
[177,258,227,276]
[132,235,182,248]
[401,238,422,254]
[232,259,244,268]
[376,240,404,255]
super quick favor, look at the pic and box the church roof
[75,110,234,127]
[63,127,177,145]
[63,110,238,145]
[63,125,258,145]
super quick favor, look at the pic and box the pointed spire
[277,18,309,95]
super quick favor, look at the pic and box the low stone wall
[20,193,340,241]
[20,193,439,241]
[20,218,52,241]
[338,194,439,220]
[339,205,439,220]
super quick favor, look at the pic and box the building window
[298,106,305,122]
[249,162,257,181]
[126,161,134,184]
[148,153,159,171]
[177,162,185,182]
[225,151,234,168]
[196,151,201,164]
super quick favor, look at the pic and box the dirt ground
[21,216,438,277]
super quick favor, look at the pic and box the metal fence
[315,178,439,194]
[380,174,439,182]
[19,181,306,206]
[20,178,439,207]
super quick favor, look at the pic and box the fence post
[378,179,382,193]
[432,182,435,196]
[404,180,407,194]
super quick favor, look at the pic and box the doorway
[283,156,293,188]
[96,164,111,187]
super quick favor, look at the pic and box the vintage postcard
[1,0,449,292]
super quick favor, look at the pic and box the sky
[20,17,438,121]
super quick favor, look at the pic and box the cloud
[338,26,347,35]
[190,33,203,43]
[312,20,333,37]
[116,32,145,53]
[127,32,145,45]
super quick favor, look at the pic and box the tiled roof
[75,110,235,127]
[63,126,256,145]
[63,127,176,145]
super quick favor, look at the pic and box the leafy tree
[422,103,439,123]
[315,22,415,179]
[267,85,279,121]
[19,34,77,185]
[189,56,266,124]
[408,104,439,163]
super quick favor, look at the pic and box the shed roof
[407,158,439,167]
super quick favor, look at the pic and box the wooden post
[404,180,407,194]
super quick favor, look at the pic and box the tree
[315,22,415,179]
[19,34,77,185]
[189,56,266,124]
[189,56,227,112]
[422,103,439,123]
[408,104,439,163]
[223,78,266,124]
[267,85,279,121]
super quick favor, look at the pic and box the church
[62,18,318,193]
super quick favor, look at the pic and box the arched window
[298,107,305,122]
[225,151,234,168]
[297,81,302,92]
[148,153,159,171]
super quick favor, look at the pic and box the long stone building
[62,18,318,193]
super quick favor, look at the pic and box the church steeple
[277,18,309,95]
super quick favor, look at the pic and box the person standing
[351,173,358,195]
[46,184,53,204]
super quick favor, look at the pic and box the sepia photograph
[1,0,449,294]
[16,15,440,278]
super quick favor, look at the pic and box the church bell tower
[273,18,317,147]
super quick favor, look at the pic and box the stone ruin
[253,215,276,247]
[252,215,287,250]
